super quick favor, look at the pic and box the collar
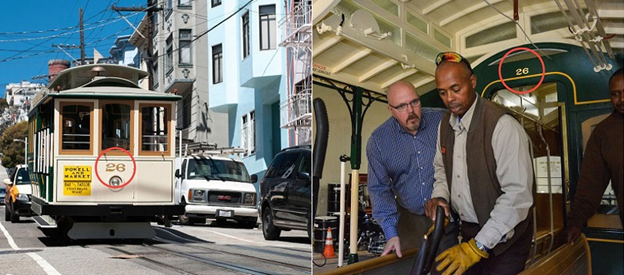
[449,94,478,132]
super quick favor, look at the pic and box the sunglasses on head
[435,52,474,75]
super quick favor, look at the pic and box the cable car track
[149,227,310,273]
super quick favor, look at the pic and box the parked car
[4,164,34,222]
[174,155,258,228]
[0,185,5,205]
[258,145,311,240]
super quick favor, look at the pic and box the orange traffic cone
[323,227,337,258]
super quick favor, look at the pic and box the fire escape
[279,0,312,146]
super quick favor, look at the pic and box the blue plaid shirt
[366,108,445,240]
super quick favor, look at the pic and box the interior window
[141,105,169,152]
[61,103,92,150]
[101,103,131,150]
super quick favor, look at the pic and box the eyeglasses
[389,98,421,112]
[435,52,474,75]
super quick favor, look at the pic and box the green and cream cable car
[28,64,184,240]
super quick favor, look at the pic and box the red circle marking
[498,47,545,95]
[95,147,137,189]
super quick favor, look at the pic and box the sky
[0,0,145,96]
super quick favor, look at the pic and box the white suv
[174,155,258,228]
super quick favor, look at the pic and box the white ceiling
[312,0,624,95]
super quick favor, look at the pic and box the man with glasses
[425,52,534,275]
[367,80,447,258]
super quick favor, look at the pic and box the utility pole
[51,8,85,66]
[112,1,161,90]
[80,8,85,65]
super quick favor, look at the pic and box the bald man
[367,80,450,258]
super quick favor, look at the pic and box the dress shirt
[367,108,445,240]
[431,97,533,249]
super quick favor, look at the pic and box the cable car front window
[101,103,131,151]
[61,103,92,150]
[140,105,168,152]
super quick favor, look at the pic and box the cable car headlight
[109,176,123,187]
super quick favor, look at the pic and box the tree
[0,121,28,168]
[0,98,8,113]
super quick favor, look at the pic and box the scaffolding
[279,0,312,146]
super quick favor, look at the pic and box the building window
[212,0,221,8]
[166,35,173,74]
[179,0,190,7]
[153,51,159,86]
[212,44,223,84]
[152,11,159,35]
[241,111,256,155]
[179,29,192,64]
[182,93,191,128]
[242,12,250,58]
[165,0,173,18]
[259,5,276,50]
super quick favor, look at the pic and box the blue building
[207,0,312,179]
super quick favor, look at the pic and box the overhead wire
[0,26,132,64]
[0,11,143,43]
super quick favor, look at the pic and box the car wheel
[262,207,280,240]
[179,211,194,225]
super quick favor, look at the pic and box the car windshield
[15,168,31,185]
[187,158,251,182]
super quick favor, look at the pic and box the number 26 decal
[105,163,126,172]
[516,68,529,75]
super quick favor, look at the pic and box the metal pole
[24,137,27,166]
[80,8,85,65]
[338,156,349,267]
[348,86,363,264]
[179,129,182,157]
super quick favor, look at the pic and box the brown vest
[439,97,533,256]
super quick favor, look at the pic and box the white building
[4,81,44,123]
[130,0,229,146]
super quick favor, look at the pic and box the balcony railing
[279,1,312,48]
[280,89,312,128]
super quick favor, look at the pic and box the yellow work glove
[435,238,489,275]
[425,216,450,236]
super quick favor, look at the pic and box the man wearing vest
[367,80,450,258]
[565,68,624,244]
[425,52,534,275]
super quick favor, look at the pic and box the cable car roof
[47,64,148,91]
[313,0,623,95]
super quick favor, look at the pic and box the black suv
[258,145,311,240]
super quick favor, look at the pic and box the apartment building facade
[207,0,312,179]
[130,0,228,147]
[129,0,311,180]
